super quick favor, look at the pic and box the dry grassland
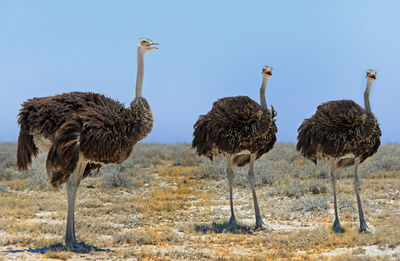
[0,143,399,260]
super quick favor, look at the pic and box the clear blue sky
[1,1,399,143]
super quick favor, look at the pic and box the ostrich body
[16,38,157,252]
[192,67,277,229]
[296,70,381,233]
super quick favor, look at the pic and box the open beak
[146,42,159,50]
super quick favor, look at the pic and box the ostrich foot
[332,219,345,233]
[359,222,375,234]
[229,215,237,230]
[255,217,272,231]
[66,241,95,253]
[255,223,272,232]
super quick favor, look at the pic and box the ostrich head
[366,70,376,82]
[262,66,273,79]
[138,38,159,54]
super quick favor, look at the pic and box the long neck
[135,49,145,98]
[259,77,268,109]
[364,80,372,113]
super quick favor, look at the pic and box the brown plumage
[297,99,381,167]
[192,66,277,229]
[17,92,153,187]
[296,70,381,233]
[16,38,157,252]
[192,96,277,165]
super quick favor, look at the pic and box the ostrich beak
[146,43,159,49]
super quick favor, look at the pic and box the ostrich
[16,38,157,252]
[192,66,277,230]
[296,70,381,233]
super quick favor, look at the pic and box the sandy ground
[1,162,400,260]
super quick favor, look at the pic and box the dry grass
[0,142,399,260]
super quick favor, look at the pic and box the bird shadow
[194,221,254,234]
[1,242,114,254]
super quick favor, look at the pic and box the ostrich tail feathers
[17,133,38,171]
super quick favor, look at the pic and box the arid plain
[1,142,399,260]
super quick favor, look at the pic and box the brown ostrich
[192,66,277,230]
[296,70,381,233]
[16,38,158,252]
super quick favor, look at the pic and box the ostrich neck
[259,77,268,109]
[135,50,145,98]
[364,80,372,113]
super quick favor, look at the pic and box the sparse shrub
[0,169,13,181]
[259,170,276,186]
[0,168,27,181]
[127,143,170,168]
[290,195,328,212]
[171,144,201,166]
[26,168,48,191]
[232,169,249,187]
[360,144,400,178]
[0,183,9,192]
[195,158,226,180]
[257,160,290,184]
[291,164,316,180]
[283,181,307,197]
[337,194,355,212]
[0,143,17,170]
[317,163,330,179]
[265,143,299,162]
[101,166,132,188]
[308,179,328,195]
[114,229,183,245]
[371,154,400,171]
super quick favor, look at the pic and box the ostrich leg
[330,158,344,233]
[248,154,267,230]
[354,158,369,232]
[225,154,236,230]
[65,160,93,252]
[66,178,80,247]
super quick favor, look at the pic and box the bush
[283,181,307,197]
[265,143,299,162]
[290,195,328,212]
[101,166,132,188]
[360,144,400,178]
[257,160,290,184]
[195,158,226,180]
[0,183,10,192]
[26,168,48,191]
[0,143,17,170]
[170,145,201,166]
[291,164,316,179]
[308,179,328,195]
[371,154,400,171]
[337,194,355,212]
[0,169,13,181]
[259,170,276,186]
[316,162,330,179]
